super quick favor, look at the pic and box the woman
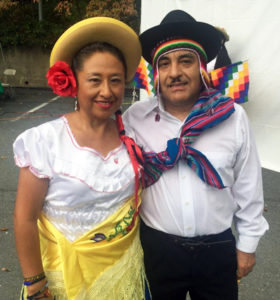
[13,17,149,300]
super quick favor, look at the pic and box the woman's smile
[93,99,114,109]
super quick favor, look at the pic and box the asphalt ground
[0,88,279,300]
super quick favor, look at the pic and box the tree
[86,0,137,21]
[0,0,139,25]
[53,0,139,30]
[0,0,17,10]
[0,0,140,48]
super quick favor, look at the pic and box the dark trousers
[140,221,238,300]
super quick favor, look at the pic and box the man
[123,10,268,300]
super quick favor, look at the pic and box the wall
[0,47,50,88]
[0,47,137,92]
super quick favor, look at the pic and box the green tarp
[0,82,4,94]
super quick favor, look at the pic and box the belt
[170,228,234,250]
[141,221,234,250]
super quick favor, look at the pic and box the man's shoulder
[234,102,244,112]
[124,96,157,116]
[233,102,248,120]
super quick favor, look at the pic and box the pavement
[0,88,279,299]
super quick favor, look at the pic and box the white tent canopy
[140,0,280,173]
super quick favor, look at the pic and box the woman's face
[76,51,126,121]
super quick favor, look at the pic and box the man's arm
[232,107,269,278]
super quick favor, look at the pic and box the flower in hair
[46,61,77,97]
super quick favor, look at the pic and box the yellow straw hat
[50,17,141,82]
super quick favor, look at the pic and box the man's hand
[236,249,256,279]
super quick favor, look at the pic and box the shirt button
[185,201,189,206]
[186,226,192,231]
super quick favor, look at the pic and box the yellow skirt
[21,193,149,300]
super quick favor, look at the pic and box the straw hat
[50,17,141,81]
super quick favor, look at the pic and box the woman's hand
[27,279,53,299]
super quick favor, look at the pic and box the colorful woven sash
[143,89,235,189]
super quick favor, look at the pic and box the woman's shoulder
[12,117,66,177]
[15,116,65,142]
[13,117,66,159]
[34,116,65,133]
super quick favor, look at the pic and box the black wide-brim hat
[140,10,222,64]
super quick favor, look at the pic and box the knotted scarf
[143,89,235,189]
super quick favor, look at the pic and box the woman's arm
[14,167,51,296]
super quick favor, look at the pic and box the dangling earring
[74,97,79,111]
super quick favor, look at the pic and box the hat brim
[50,17,141,82]
[140,21,222,64]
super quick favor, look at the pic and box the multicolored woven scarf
[142,89,235,189]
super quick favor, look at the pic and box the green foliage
[0,1,69,48]
[0,0,140,49]
[85,0,139,31]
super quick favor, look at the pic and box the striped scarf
[143,89,235,189]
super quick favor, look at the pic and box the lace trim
[87,233,147,300]
[63,116,124,160]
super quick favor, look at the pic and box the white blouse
[13,116,136,242]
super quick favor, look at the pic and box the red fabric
[115,110,144,231]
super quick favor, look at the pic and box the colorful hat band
[152,39,208,67]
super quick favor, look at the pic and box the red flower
[46,61,77,97]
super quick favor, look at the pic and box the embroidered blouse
[13,116,135,242]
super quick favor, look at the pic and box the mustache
[168,77,186,87]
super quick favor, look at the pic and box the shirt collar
[143,95,166,117]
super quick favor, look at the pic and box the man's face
[158,49,202,112]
